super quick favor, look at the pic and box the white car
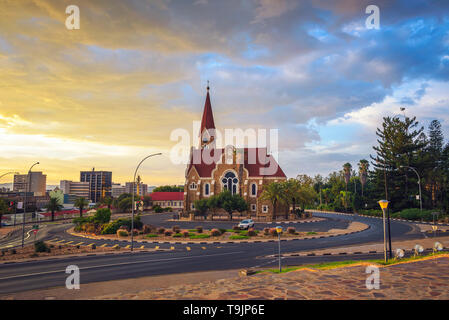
[238,219,255,230]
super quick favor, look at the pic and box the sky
[0,0,448,186]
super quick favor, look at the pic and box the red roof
[187,147,286,178]
[199,88,215,136]
[151,192,184,201]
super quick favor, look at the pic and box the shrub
[30,253,39,258]
[219,228,227,234]
[210,229,221,236]
[164,230,173,236]
[172,225,181,233]
[91,244,96,249]
[117,230,129,237]
[142,225,152,234]
[34,240,50,253]
[101,217,141,235]
[182,230,190,237]
[153,205,163,213]
[11,249,17,254]
[306,231,317,235]
[157,227,166,234]
[173,233,182,238]
[269,228,277,236]
[232,225,240,231]
[196,226,203,233]
[165,207,173,212]
[131,229,139,236]
[287,227,296,234]
[263,228,270,235]
[247,228,257,236]
[397,208,433,221]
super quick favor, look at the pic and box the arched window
[222,172,238,195]
[251,183,257,197]
[204,183,210,196]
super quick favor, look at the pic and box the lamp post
[276,226,283,272]
[131,153,162,252]
[400,166,422,212]
[22,162,39,248]
[378,200,389,263]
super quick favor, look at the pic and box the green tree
[153,185,183,192]
[118,197,132,213]
[46,197,63,222]
[93,208,111,224]
[74,197,89,218]
[193,198,209,217]
[206,194,221,219]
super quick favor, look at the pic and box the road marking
[100,243,108,247]
[87,243,95,246]
[74,242,84,246]
[125,245,131,249]
[201,247,206,250]
[170,246,175,250]
[140,245,145,249]
[55,240,65,244]
[186,247,191,251]
[155,246,160,250]
[65,241,74,245]
[0,251,245,281]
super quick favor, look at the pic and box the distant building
[148,186,156,193]
[80,169,112,203]
[112,183,126,198]
[125,182,148,197]
[151,192,184,210]
[59,180,90,198]
[13,172,47,196]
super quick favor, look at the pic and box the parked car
[238,219,254,230]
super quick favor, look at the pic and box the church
[183,85,287,218]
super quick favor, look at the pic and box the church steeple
[199,82,216,148]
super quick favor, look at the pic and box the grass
[257,251,449,274]
[189,234,211,239]
[145,234,158,238]
[306,232,317,235]
[229,235,250,240]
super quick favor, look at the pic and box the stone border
[66,221,370,245]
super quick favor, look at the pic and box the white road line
[0,251,244,281]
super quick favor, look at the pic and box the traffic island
[67,221,369,244]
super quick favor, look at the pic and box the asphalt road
[0,212,438,295]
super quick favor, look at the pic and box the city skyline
[1,0,449,185]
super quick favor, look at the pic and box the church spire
[199,82,216,148]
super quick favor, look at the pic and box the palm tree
[358,159,369,197]
[260,182,285,220]
[74,197,89,217]
[284,179,301,217]
[46,197,63,222]
[343,163,352,212]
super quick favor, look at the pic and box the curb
[268,247,439,258]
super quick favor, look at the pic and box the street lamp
[276,226,283,272]
[378,200,389,263]
[400,166,422,212]
[0,172,19,181]
[22,162,39,248]
[131,153,162,252]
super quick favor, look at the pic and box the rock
[239,269,257,276]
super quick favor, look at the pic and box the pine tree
[370,116,427,211]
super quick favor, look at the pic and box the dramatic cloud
[0,0,448,184]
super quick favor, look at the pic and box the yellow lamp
[378,200,389,210]
[276,226,283,234]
